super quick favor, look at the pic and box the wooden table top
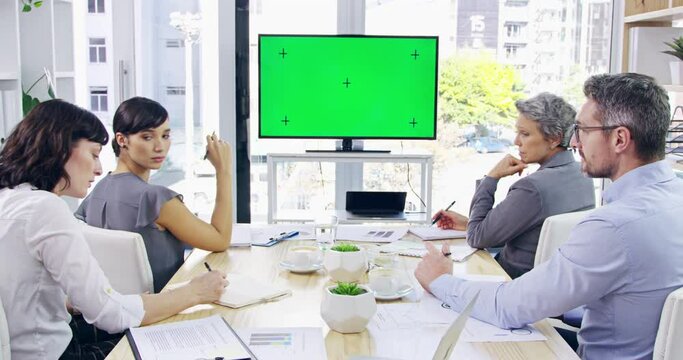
[105,238,578,360]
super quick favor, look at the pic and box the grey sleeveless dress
[75,172,185,292]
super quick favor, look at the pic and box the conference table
[105,237,579,360]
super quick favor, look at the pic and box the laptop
[345,191,407,220]
[350,292,479,360]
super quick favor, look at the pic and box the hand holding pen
[431,200,456,225]
[203,132,232,175]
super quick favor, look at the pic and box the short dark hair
[112,97,168,156]
[0,99,108,192]
[583,73,670,162]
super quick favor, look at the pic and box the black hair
[0,99,108,192]
[112,97,169,156]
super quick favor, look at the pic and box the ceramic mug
[286,245,323,268]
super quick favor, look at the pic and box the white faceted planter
[323,249,368,282]
[671,61,683,85]
[320,285,377,334]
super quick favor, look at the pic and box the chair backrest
[654,287,683,360]
[0,294,10,360]
[534,210,593,266]
[80,224,154,294]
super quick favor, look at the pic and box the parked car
[469,137,512,154]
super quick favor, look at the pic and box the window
[505,23,523,38]
[165,39,184,48]
[89,38,106,63]
[88,0,104,14]
[166,86,186,95]
[89,87,108,112]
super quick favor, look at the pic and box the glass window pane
[99,47,106,63]
[90,95,98,111]
[88,0,96,13]
[97,0,105,13]
[89,47,97,63]
[249,0,337,222]
[100,96,108,112]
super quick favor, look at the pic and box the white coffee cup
[286,245,323,268]
[368,268,402,296]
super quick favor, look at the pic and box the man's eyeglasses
[572,124,620,142]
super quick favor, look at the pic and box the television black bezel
[258,34,439,141]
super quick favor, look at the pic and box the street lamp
[169,11,201,179]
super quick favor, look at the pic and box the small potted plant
[323,243,368,282]
[663,37,683,85]
[320,282,377,334]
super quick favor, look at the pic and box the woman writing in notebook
[0,100,227,359]
[76,97,233,292]
[433,93,595,279]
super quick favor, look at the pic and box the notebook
[218,273,292,308]
[408,227,467,240]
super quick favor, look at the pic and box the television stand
[306,149,390,153]
[305,139,390,153]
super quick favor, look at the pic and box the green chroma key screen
[259,35,438,139]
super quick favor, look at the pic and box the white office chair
[0,294,10,360]
[654,287,683,360]
[80,224,154,295]
[534,209,593,266]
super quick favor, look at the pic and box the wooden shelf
[625,6,683,23]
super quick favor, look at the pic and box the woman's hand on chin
[487,154,528,179]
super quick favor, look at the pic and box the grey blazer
[467,150,595,279]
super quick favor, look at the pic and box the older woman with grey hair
[434,92,595,279]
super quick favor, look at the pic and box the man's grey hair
[583,73,670,162]
[515,92,576,147]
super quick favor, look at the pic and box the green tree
[438,54,525,131]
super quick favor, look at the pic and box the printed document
[336,225,408,243]
[235,327,327,360]
[408,227,467,240]
[126,315,254,360]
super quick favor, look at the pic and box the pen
[204,262,212,272]
[203,131,216,160]
[268,230,299,242]
[431,200,456,226]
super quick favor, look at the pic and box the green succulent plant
[663,37,683,61]
[330,243,360,252]
[329,282,366,296]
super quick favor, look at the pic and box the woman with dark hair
[433,93,595,279]
[0,99,227,359]
[76,96,233,292]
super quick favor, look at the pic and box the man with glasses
[415,73,683,359]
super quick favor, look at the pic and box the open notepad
[408,227,467,240]
[218,273,292,308]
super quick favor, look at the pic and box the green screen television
[259,34,438,149]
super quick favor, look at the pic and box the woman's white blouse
[0,184,144,359]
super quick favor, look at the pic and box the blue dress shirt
[429,160,683,360]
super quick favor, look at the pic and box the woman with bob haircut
[433,92,596,279]
[76,96,233,292]
[0,99,228,359]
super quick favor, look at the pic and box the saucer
[279,260,324,274]
[372,285,414,300]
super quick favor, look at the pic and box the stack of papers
[235,327,327,360]
[378,240,477,262]
[408,227,467,240]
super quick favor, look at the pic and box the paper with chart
[370,294,546,343]
[235,327,327,360]
[336,225,408,243]
[378,240,477,262]
[125,315,253,360]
